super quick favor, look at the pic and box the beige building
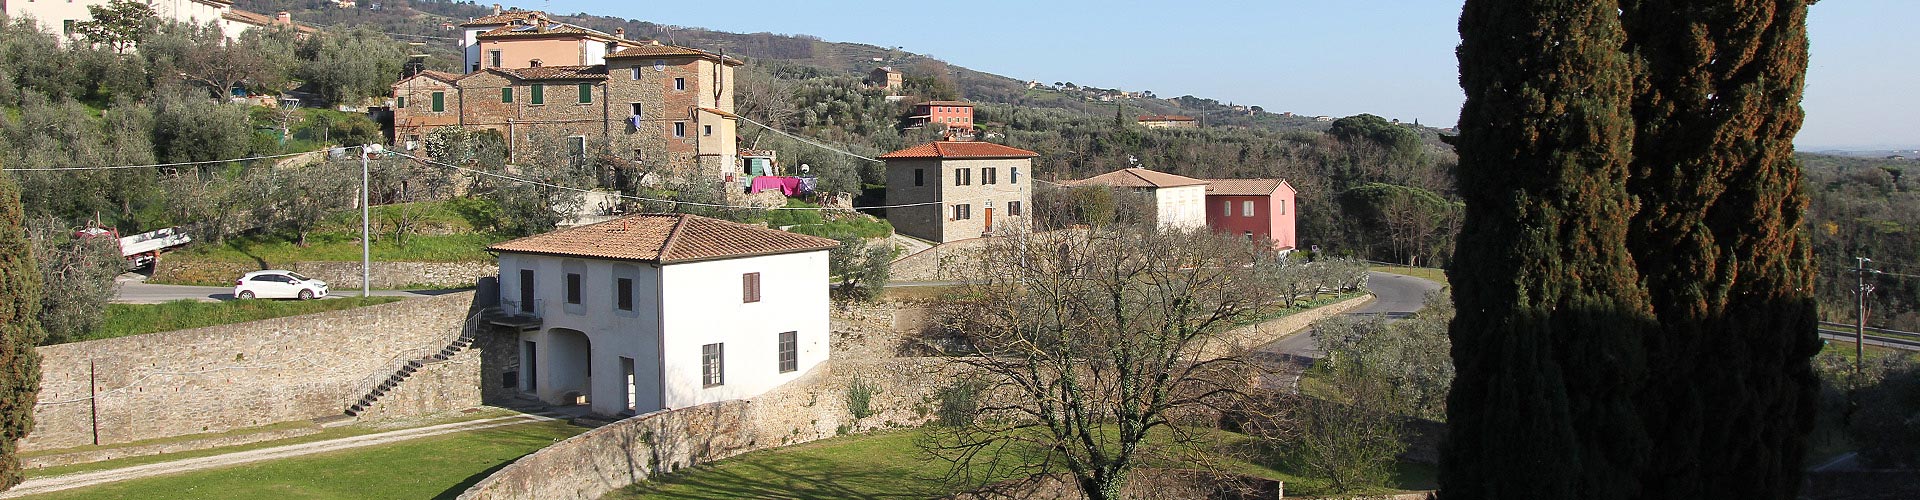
[456,7,645,74]
[1136,115,1199,129]
[881,141,1038,243]
[1067,167,1210,230]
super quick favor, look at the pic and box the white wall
[1155,184,1208,230]
[658,250,830,409]
[499,248,829,416]
[7,0,246,42]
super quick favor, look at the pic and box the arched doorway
[544,328,593,406]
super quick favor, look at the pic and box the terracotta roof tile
[488,213,839,264]
[607,44,743,65]
[878,141,1039,160]
[460,11,540,27]
[493,65,608,81]
[1202,179,1289,196]
[1067,168,1208,188]
[415,70,461,84]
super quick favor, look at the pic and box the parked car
[234,270,329,300]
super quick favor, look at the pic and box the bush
[847,376,881,421]
[933,378,986,427]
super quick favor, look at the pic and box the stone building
[1067,167,1210,231]
[881,141,1038,243]
[457,7,644,73]
[391,41,741,178]
[866,66,902,91]
[487,213,837,417]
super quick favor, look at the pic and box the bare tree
[925,225,1286,500]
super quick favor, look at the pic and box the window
[673,77,686,91]
[982,167,997,184]
[431,92,445,112]
[1243,200,1256,217]
[742,272,761,303]
[953,204,972,220]
[616,277,634,311]
[630,103,644,117]
[778,332,798,373]
[568,136,586,166]
[1011,167,1020,183]
[955,168,970,186]
[530,84,545,104]
[673,122,686,137]
[396,96,407,108]
[489,50,502,68]
[631,66,642,80]
[703,125,712,136]
[1009,201,1023,216]
[701,343,724,387]
[565,273,582,304]
[501,87,513,103]
[578,83,592,104]
[518,269,534,313]
[653,60,666,71]
[913,169,924,186]
[1222,200,1233,216]
[1245,231,1255,240]
[1278,199,1287,215]
[63,20,75,35]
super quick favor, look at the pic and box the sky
[562,0,1917,150]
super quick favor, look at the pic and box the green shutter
[430,92,444,112]
[578,83,592,103]
[501,87,513,103]
[531,84,544,104]
[396,96,406,108]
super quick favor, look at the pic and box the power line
[1,149,329,172]
[390,151,945,211]
[734,114,884,164]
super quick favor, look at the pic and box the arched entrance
[544,328,593,406]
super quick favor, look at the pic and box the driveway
[113,275,459,304]
[1258,271,1446,361]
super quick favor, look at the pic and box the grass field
[72,297,402,344]
[616,427,1434,499]
[20,419,585,500]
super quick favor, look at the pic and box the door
[254,274,292,298]
[518,269,535,313]
[523,341,538,393]
[620,357,636,413]
[983,208,995,234]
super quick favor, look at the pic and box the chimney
[536,18,548,31]
[614,27,626,40]
[492,4,501,15]
[275,11,291,24]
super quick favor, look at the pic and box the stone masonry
[153,259,498,289]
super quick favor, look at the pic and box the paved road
[1258,271,1446,361]
[113,275,456,304]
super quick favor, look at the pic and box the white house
[3,0,305,43]
[1067,167,1210,230]
[487,213,838,417]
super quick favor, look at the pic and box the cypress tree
[0,170,42,490]
[1442,1,1653,498]
[1620,1,1820,497]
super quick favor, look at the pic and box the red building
[908,100,974,130]
[1204,179,1297,250]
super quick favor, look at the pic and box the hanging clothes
[797,177,817,194]
[779,176,804,196]
[750,176,786,194]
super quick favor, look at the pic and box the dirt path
[3,413,558,498]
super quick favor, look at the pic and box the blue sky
[563,0,1915,150]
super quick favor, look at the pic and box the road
[1258,271,1446,361]
[113,275,455,304]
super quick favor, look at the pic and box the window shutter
[579,83,592,103]
[502,87,513,103]
[743,272,761,303]
[531,84,544,104]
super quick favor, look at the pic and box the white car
[234,270,329,300]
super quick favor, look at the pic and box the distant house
[487,213,838,417]
[1203,179,1297,250]
[881,141,1038,243]
[1136,115,1198,129]
[1066,168,1210,231]
[5,0,312,42]
[907,100,975,131]
[867,67,902,91]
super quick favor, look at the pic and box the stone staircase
[343,312,484,418]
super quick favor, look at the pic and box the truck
[74,226,193,270]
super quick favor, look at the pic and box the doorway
[620,356,636,413]
[983,207,995,234]
[521,340,538,393]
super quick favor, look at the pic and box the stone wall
[887,237,992,282]
[25,292,482,451]
[357,349,483,422]
[154,258,497,289]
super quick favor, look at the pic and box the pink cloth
[779,177,804,196]
[749,176,785,194]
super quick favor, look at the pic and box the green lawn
[617,427,1433,499]
[74,297,402,344]
[20,419,586,500]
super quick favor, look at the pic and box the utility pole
[1856,256,1873,374]
[362,145,372,298]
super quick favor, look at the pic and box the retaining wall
[154,259,497,289]
[25,291,482,451]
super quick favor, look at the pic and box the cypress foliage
[1620,1,1821,497]
[1442,1,1653,498]
[0,171,43,490]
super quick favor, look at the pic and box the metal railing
[344,311,485,412]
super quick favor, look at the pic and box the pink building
[1203,179,1297,250]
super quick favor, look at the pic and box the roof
[916,100,974,107]
[1067,168,1208,189]
[878,141,1039,160]
[1202,179,1289,197]
[404,70,461,85]
[460,10,541,27]
[607,43,744,66]
[491,65,608,81]
[1137,115,1196,122]
[488,213,839,264]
